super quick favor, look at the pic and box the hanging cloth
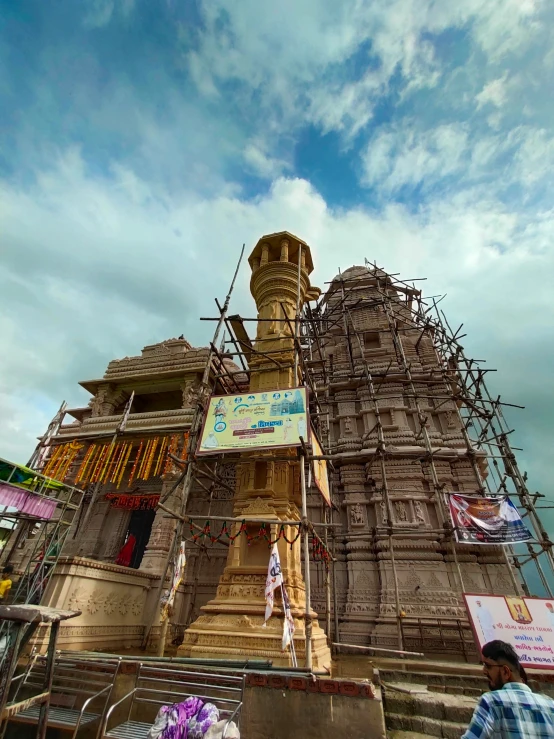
[116,534,136,567]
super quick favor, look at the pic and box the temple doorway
[118,509,155,569]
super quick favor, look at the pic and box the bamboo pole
[143,245,245,654]
[299,449,313,671]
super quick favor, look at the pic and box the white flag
[116,391,135,434]
[281,584,295,652]
[264,543,283,623]
[162,540,186,619]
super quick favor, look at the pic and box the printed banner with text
[464,594,554,670]
[448,493,532,545]
[198,387,309,454]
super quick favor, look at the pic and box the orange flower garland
[75,444,95,484]
[128,440,143,485]
[42,444,65,477]
[98,443,117,483]
[116,443,133,488]
[153,436,167,477]
[109,442,125,483]
[88,444,108,483]
[42,433,186,486]
[142,438,158,480]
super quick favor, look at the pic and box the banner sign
[464,594,554,670]
[105,493,160,510]
[311,429,331,507]
[198,387,309,454]
[448,494,532,545]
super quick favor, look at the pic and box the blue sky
[1,0,554,581]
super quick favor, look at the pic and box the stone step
[386,712,468,739]
[427,683,484,698]
[383,685,476,725]
[379,667,488,695]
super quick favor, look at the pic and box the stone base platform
[180,611,331,669]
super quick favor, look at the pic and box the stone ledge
[54,556,155,580]
[245,672,378,699]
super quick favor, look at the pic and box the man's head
[547,603,554,613]
[1,565,13,580]
[481,640,524,690]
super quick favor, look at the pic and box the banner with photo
[311,428,331,507]
[448,493,532,545]
[464,594,554,670]
[198,387,309,454]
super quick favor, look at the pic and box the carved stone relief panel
[349,503,366,527]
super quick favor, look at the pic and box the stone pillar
[140,474,179,574]
[180,233,329,668]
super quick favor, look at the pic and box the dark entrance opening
[125,508,155,569]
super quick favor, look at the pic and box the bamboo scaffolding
[38,249,551,658]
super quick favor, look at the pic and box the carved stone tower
[308,266,516,654]
[180,232,331,668]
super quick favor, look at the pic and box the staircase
[379,667,488,738]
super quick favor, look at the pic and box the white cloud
[2,154,553,510]
[185,0,545,139]
[514,127,554,185]
[476,74,509,109]
[242,142,289,178]
[362,124,469,192]
[361,119,554,208]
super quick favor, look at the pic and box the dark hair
[2,565,14,575]
[482,640,522,675]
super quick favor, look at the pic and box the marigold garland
[116,443,133,488]
[153,436,168,477]
[42,440,83,481]
[142,437,158,480]
[128,440,144,485]
[110,442,126,483]
[75,445,95,484]
[43,433,182,486]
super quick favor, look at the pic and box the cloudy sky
[2,1,553,565]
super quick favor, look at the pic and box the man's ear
[501,664,512,682]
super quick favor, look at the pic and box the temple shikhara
[2,230,551,669]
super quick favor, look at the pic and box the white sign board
[464,593,554,670]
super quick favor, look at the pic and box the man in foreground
[463,640,554,738]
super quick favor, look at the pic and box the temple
[5,231,522,657]
[7,339,240,650]
[306,266,515,653]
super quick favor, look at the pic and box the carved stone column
[140,473,180,574]
[180,233,330,668]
